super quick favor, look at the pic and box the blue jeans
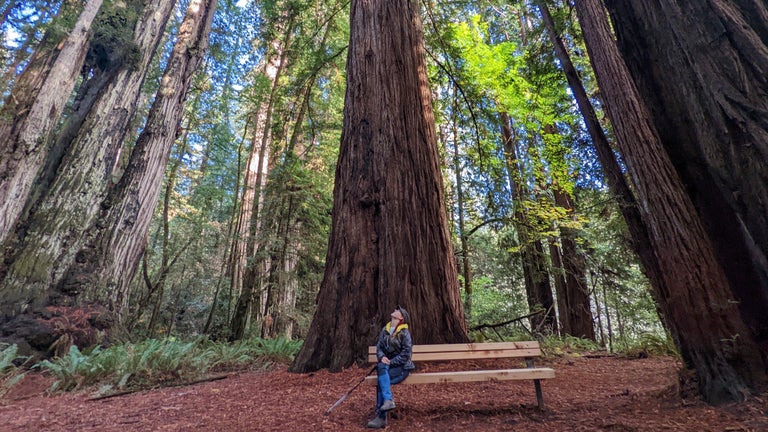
[375,362,410,419]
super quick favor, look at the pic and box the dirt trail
[1,355,765,431]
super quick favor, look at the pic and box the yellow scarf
[385,322,409,335]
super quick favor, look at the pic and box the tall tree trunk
[577,0,768,402]
[291,0,467,373]
[0,0,103,244]
[553,188,595,340]
[592,276,606,347]
[451,96,472,319]
[548,240,570,335]
[536,0,671,336]
[602,276,613,353]
[604,0,768,364]
[261,82,317,339]
[260,193,294,339]
[499,112,557,335]
[230,25,292,340]
[0,0,176,338]
[55,0,217,320]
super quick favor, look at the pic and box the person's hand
[381,356,390,365]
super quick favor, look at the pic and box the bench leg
[533,379,544,410]
[525,358,545,411]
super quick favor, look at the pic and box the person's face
[390,309,404,326]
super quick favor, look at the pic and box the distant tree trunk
[260,75,320,339]
[451,97,472,319]
[602,277,613,353]
[548,240,569,335]
[260,193,295,339]
[230,26,291,340]
[0,0,176,340]
[592,275,606,347]
[499,112,557,335]
[290,0,467,373]
[55,0,217,320]
[0,0,102,244]
[578,0,768,402]
[536,0,671,335]
[553,188,595,341]
[604,0,768,363]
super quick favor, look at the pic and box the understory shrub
[0,344,28,396]
[36,336,303,394]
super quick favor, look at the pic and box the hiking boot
[366,417,387,429]
[380,399,396,411]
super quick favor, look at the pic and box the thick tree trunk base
[0,305,113,360]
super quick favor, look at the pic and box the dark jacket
[375,323,415,370]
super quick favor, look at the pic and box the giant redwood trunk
[0,0,176,330]
[577,0,768,402]
[603,0,768,363]
[0,0,103,244]
[290,0,467,373]
[56,0,217,318]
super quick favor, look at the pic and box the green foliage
[35,337,303,394]
[620,333,679,359]
[0,344,27,396]
[541,333,675,359]
[199,336,301,370]
[36,345,99,392]
[464,275,527,331]
[37,339,206,392]
[200,338,262,370]
[541,335,602,356]
[253,337,303,364]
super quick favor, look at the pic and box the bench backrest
[367,341,541,363]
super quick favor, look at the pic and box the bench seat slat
[367,348,542,363]
[364,368,555,385]
[367,341,540,355]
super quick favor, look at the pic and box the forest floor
[1,354,766,431]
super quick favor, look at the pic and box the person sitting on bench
[367,306,415,429]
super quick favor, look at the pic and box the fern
[0,344,27,396]
[254,337,302,363]
[623,333,679,358]
[35,336,304,394]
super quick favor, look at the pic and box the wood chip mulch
[1,355,766,431]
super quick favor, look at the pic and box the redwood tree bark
[603,0,768,361]
[56,0,217,318]
[0,0,103,244]
[0,0,176,324]
[577,0,768,402]
[290,0,467,373]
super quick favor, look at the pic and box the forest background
[1,0,766,406]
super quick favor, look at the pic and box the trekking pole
[324,365,377,415]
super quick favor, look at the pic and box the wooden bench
[366,341,555,410]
